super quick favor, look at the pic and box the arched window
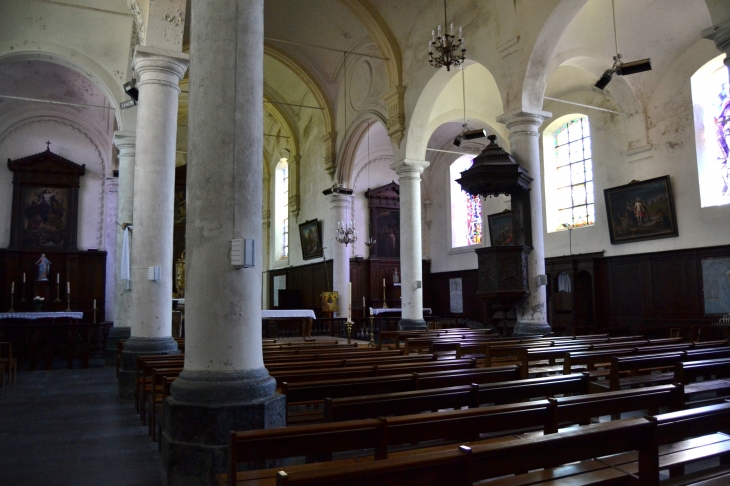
[552,116,594,230]
[691,55,730,208]
[274,159,289,261]
[450,155,482,247]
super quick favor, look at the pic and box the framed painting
[604,176,678,244]
[488,210,513,247]
[299,219,323,260]
[20,185,71,248]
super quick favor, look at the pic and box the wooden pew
[323,373,590,422]
[282,365,523,404]
[220,385,691,486]
[273,418,660,486]
[271,358,478,387]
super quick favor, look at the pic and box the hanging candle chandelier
[429,0,466,71]
[332,183,358,246]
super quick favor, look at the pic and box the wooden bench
[223,385,685,485]
[272,418,660,486]
[282,365,523,404]
[323,373,591,422]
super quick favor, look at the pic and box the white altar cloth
[262,310,316,319]
[0,312,84,320]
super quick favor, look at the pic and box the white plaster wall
[0,119,110,251]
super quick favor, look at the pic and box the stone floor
[0,367,162,486]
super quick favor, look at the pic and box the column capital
[323,186,354,207]
[113,130,136,156]
[132,46,189,91]
[703,19,730,65]
[497,109,552,137]
[390,159,429,178]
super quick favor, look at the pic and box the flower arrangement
[33,296,45,302]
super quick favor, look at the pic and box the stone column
[161,1,284,484]
[106,131,135,363]
[324,187,354,318]
[391,159,429,330]
[497,109,552,335]
[118,47,188,399]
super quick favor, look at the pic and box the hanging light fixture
[333,183,357,246]
[364,123,376,249]
[429,0,466,71]
[594,0,651,90]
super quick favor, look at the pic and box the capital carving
[382,86,406,147]
[703,20,730,68]
[132,46,189,91]
[390,159,429,180]
[113,131,136,157]
[321,132,338,178]
[497,109,552,138]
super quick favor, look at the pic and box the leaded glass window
[554,117,594,229]
[450,155,482,247]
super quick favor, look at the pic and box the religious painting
[321,291,339,313]
[604,176,678,244]
[488,210,513,247]
[20,186,70,248]
[373,208,400,258]
[299,219,323,260]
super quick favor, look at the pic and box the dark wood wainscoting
[267,260,333,312]
[547,244,730,337]
[426,269,490,321]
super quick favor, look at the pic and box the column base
[513,321,553,337]
[118,336,180,400]
[104,326,131,365]
[161,368,285,486]
[398,318,427,331]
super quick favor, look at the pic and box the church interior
[2,0,730,485]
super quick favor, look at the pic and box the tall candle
[56,273,59,284]
[347,282,352,321]
[23,273,26,283]
[67,281,70,293]
[383,278,386,288]
[362,296,365,308]
[93,299,97,309]
[11,282,14,293]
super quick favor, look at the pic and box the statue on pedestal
[35,253,51,281]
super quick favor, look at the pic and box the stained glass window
[275,159,289,260]
[691,55,730,208]
[450,155,482,247]
[554,117,594,229]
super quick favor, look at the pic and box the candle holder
[66,293,71,312]
[346,320,353,345]
[93,308,97,324]
[8,293,15,312]
[368,315,375,347]
[382,285,388,309]
[20,282,27,303]
[54,281,61,302]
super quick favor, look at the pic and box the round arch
[335,111,390,186]
[0,45,126,129]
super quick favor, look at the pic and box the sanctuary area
[1,1,730,485]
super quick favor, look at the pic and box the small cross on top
[46,141,51,151]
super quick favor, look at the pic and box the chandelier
[331,183,357,246]
[429,0,465,71]
[335,220,357,246]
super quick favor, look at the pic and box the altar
[0,312,110,369]
[261,309,316,338]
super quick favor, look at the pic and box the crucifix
[46,141,51,151]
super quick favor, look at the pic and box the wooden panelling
[267,260,333,312]
[426,269,489,319]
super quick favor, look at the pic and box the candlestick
[66,289,71,312]
[93,299,97,310]
[8,293,14,313]
[23,273,26,283]
[20,281,26,303]
[56,273,59,284]
[54,279,61,302]
[11,282,14,293]
[67,281,70,293]
[383,278,385,288]
[347,282,352,321]
[382,282,388,309]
